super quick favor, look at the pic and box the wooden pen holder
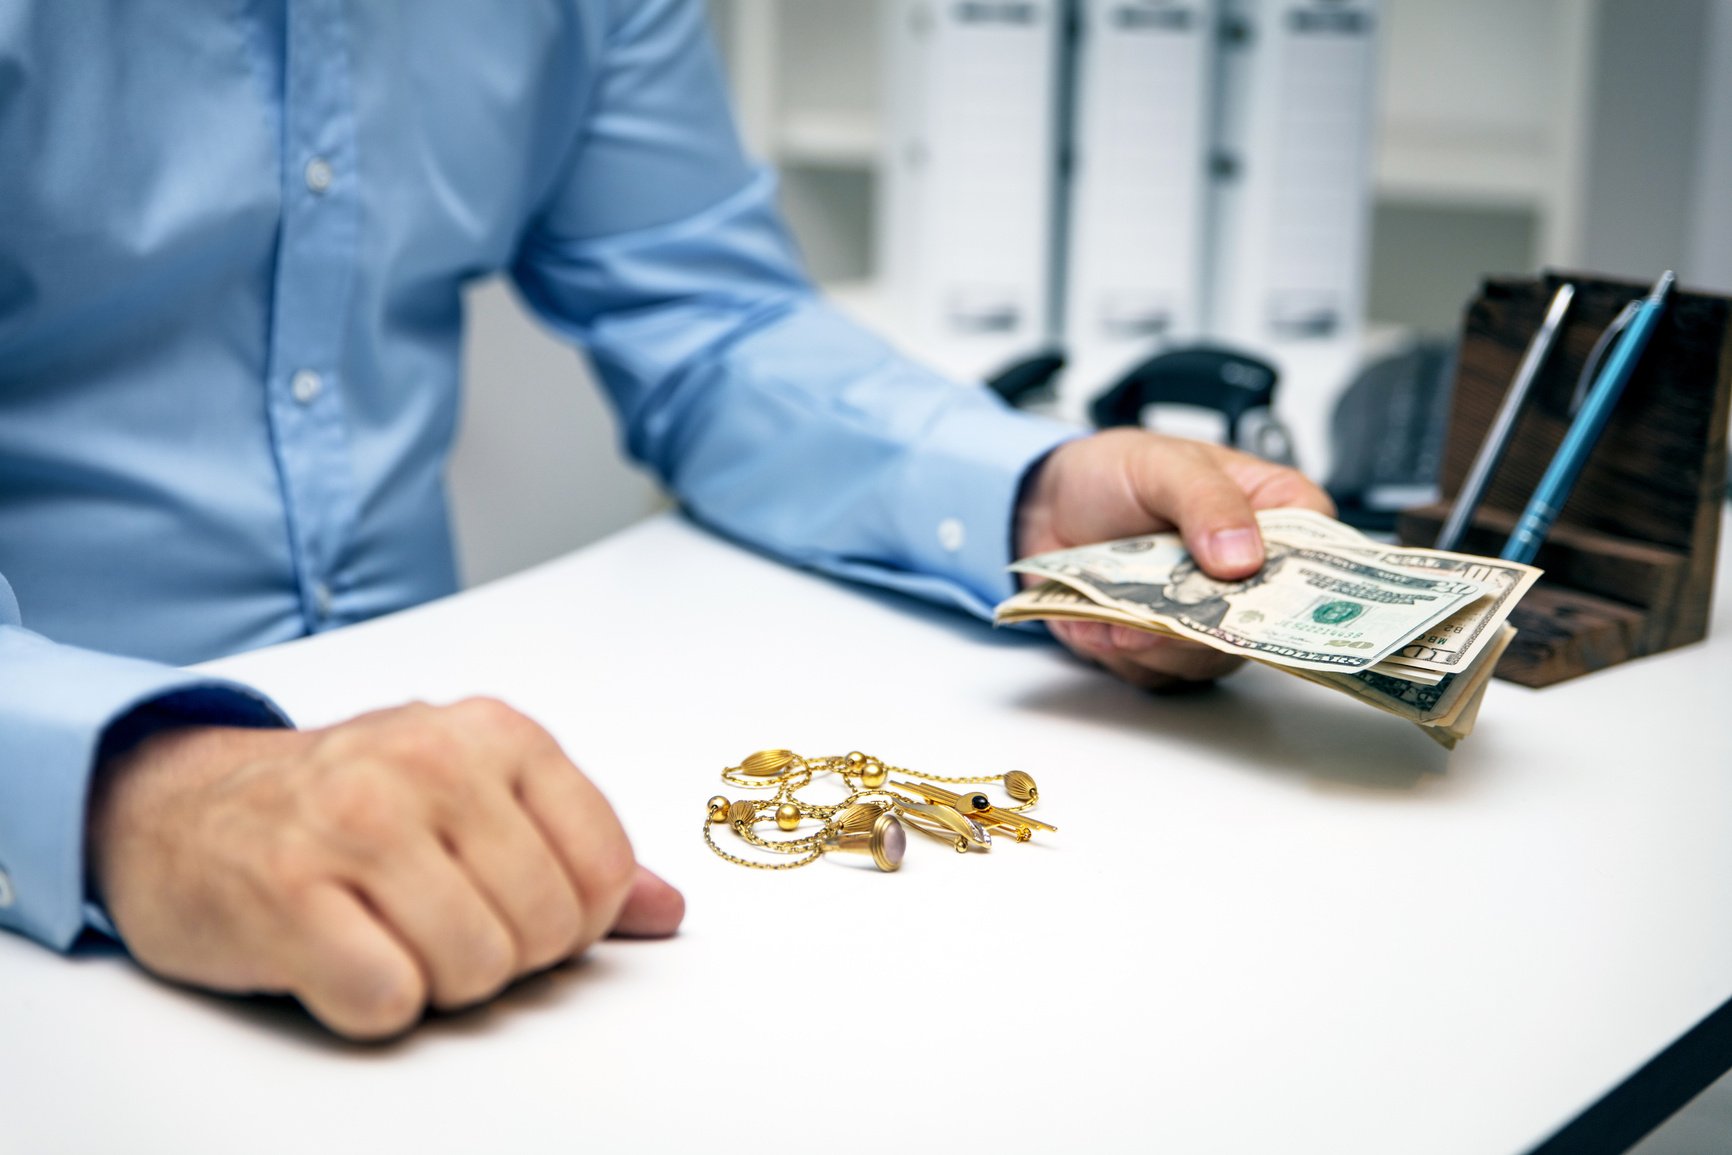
[1396,272,1732,688]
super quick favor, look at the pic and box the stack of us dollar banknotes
[997,508,1542,748]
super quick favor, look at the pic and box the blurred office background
[448,4,1730,1144]
[451,0,1732,586]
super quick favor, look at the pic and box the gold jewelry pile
[703,749,1054,872]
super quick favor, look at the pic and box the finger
[1096,650,1189,693]
[1218,451,1337,516]
[1050,619,1115,654]
[1105,625,1177,653]
[516,752,637,952]
[287,884,428,1041]
[609,865,686,940]
[1058,621,1163,654]
[1126,447,1264,579]
[1097,650,1230,694]
[1055,619,1242,687]
[424,698,637,955]
[352,833,519,1011]
[1052,620,1205,664]
[1109,634,1245,683]
[440,783,585,973]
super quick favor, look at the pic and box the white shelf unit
[701,0,1612,475]
[712,0,883,162]
[774,109,882,167]
[1372,0,1599,269]
[709,0,1604,292]
[709,0,885,287]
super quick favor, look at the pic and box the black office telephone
[1088,344,1296,464]
[992,340,1462,531]
[1324,338,1457,532]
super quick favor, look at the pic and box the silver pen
[1435,282,1575,552]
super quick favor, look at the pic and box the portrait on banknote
[1075,545,1296,631]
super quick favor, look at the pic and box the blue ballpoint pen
[1500,271,1676,564]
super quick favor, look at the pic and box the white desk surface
[4,514,1730,1155]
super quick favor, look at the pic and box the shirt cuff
[0,626,291,951]
[882,392,1081,618]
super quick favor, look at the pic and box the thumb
[1128,449,1265,579]
[1190,514,1264,581]
[608,864,686,939]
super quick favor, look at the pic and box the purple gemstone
[880,819,906,868]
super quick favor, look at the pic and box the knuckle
[373,723,479,798]
[402,742,472,798]
[450,696,528,735]
[446,697,559,762]
[308,768,402,851]
[310,722,366,763]
[380,719,450,767]
[258,830,324,899]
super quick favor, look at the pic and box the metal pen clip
[1570,300,1640,414]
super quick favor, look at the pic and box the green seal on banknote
[1312,600,1365,625]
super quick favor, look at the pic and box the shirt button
[937,517,967,553]
[304,156,334,194]
[0,867,15,910]
[291,370,323,405]
[313,582,334,620]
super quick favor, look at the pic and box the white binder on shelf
[1206,0,1381,473]
[1058,0,1216,421]
[879,0,1064,384]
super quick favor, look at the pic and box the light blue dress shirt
[0,0,1075,950]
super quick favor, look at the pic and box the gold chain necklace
[702,749,1054,872]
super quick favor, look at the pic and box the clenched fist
[87,698,683,1040]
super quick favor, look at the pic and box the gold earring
[820,810,907,872]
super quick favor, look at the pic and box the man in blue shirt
[0,0,1329,1038]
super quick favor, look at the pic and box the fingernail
[1208,528,1262,572]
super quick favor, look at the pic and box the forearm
[0,624,288,949]
[642,296,1080,616]
[516,179,1078,617]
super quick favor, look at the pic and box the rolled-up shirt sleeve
[511,0,1080,619]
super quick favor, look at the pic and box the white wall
[1684,0,1732,293]
[1580,0,1712,282]
[447,281,664,588]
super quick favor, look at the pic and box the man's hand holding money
[1015,428,1336,692]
